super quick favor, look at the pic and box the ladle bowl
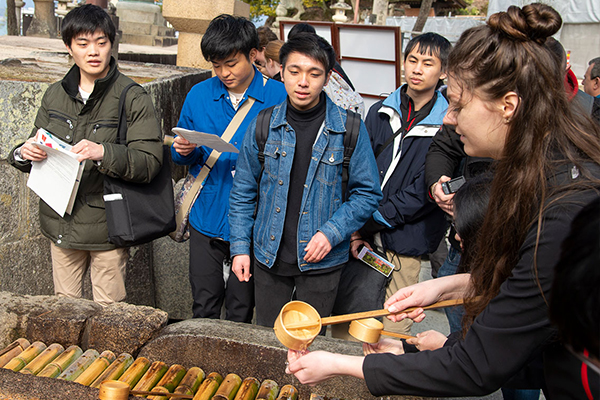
[273,301,322,351]
[348,318,415,343]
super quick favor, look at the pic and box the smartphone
[357,246,394,277]
[441,176,466,195]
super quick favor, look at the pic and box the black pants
[254,263,342,328]
[189,227,254,322]
[332,256,388,316]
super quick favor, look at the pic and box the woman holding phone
[285,3,600,397]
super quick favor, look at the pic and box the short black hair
[280,33,335,74]
[288,23,316,39]
[404,32,451,72]
[61,4,116,47]
[201,14,259,62]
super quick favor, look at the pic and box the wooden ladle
[284,298,467,330]
[274,299,468,350]
[98,380,193,399]
[349,318,416,343]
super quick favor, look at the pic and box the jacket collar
[212,65,266,104]
[61,56,119,103]
[380,84,448,126]
[271,93,346,133]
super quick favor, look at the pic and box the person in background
[7,4,163,306]
[582,57,600,123]
[172,15,286,322]
[263,39,284,81]
[287,22,355,91]
[285,3,600,397]
[255,26,278,76]
[583,57,600,98]
[229,33,381,329]
[544,38,599,125]
[343,32,451,337]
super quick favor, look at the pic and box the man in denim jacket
[229,34,382,327]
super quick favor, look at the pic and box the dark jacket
[425,124,494,251]
[8,57,163,250]
[363,165,600,397]
[363,86,448,256]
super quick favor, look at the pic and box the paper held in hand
[172,127,239,153]
[26,128,84,217]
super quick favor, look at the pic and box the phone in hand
[441,176,466,195]
[357,246,394,277]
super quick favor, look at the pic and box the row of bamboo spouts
[0,338,299,400]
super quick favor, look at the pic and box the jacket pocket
[316,149,344,186]
[90,119,119,143]
[46,110,77,144]
[263,143,281,178]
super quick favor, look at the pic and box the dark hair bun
[487,2,561,44]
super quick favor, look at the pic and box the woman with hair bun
[285,3,600,397]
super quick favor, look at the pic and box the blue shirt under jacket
[171,67,287,240]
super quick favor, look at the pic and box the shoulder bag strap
[116,83,141,145]
[176,96,256,224]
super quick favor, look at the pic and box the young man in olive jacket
[8,5,163,306]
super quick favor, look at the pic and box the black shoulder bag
[103,83,176,247]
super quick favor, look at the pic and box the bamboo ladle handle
[284,298,468,330]
[380,331,416,340]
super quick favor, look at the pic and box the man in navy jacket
[350,33,451,335]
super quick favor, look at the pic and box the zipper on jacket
[48,111,74,130]
[93,123,118,134]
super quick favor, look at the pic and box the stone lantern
[331,0,352,23]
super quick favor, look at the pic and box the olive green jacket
[8,57,163,250]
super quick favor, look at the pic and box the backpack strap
[256,105,276,169]
[116,83,141,145]
[254,104,276,217]
[342,109,360,200]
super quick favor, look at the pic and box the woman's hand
[406,330,448,351]
[362,338,404,356]
[385,275,470,323]
[286,350,365,385]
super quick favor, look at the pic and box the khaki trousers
[382,251,421,335]
[50,243,128,306]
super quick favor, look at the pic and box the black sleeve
[362,191,597,397]
[424,125,466,189]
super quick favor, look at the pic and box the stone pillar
[26,0,57,38]
[162,0,250,69]
[15,0,26,34]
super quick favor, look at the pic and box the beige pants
[382,252,421,335]
[50,243,128,307]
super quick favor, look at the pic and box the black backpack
[255,105,361,200]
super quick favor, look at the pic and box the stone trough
[0,292,429,400]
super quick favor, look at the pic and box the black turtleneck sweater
[273,93,327,275]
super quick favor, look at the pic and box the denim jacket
[229,96,382,272]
